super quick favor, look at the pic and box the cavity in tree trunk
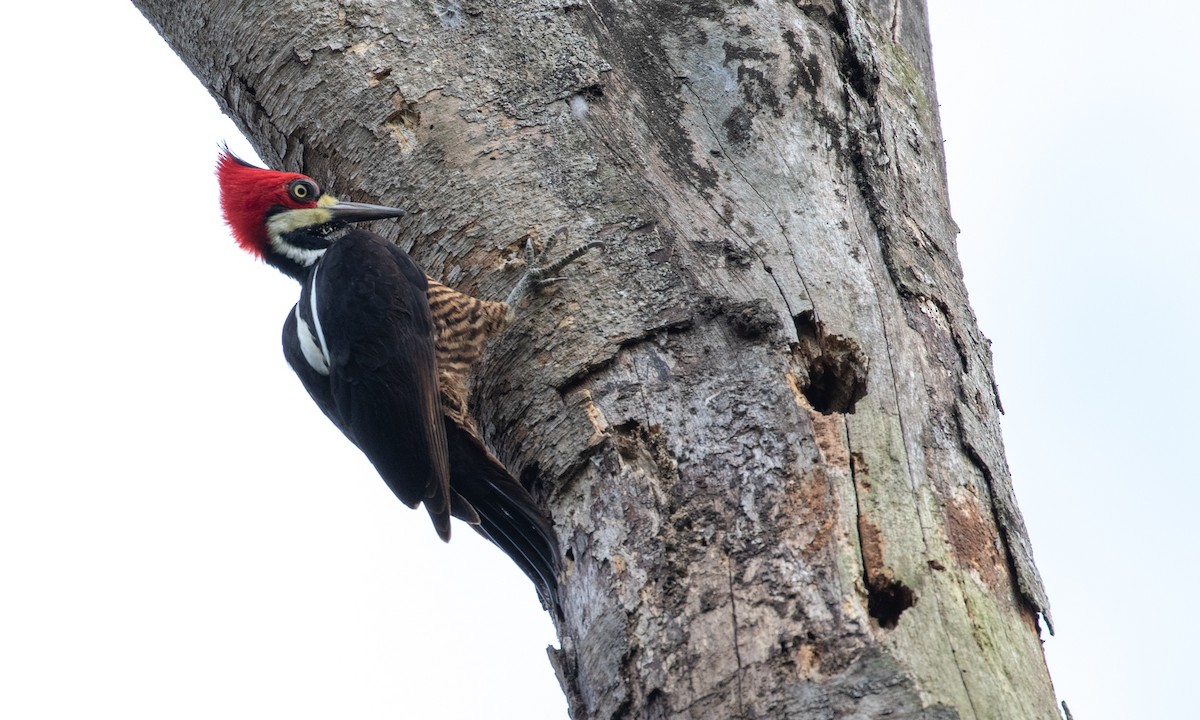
[133,1,1060,717]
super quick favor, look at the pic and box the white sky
[0,2,1194,719]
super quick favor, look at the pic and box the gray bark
[133,0,1059,717]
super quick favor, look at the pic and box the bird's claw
[507,226,603,304]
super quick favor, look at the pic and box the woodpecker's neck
[262,213,348,281]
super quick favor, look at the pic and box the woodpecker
[216,151,565,606]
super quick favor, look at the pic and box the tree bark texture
[134,0,1059,717]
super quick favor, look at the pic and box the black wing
[283,230,452,540]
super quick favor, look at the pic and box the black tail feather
[470,490,561,610]
[444,420,561,610]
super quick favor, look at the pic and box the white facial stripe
[309,262,332,368]
[271,240,325,267]
[295,305,330,375]
[267,208,334,267]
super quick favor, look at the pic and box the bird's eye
[288,179,319,202]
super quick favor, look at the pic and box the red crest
[216,151,320,256]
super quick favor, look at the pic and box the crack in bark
[961,435,1050,634]
[921,293,971,373]
[846,422,914,630]
[677,79,818,325]
[726,555,746,719]
[845,419,868,582]
[581,0,612,37]
[827,0,881,99]
[581,81,796,335]
[846,420,980,720]
[554,316,693,397]
[629,349,655,429]
[664,74,792,312]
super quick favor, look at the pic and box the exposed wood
[133,0,1060,717]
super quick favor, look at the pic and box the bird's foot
[505,226,603,306]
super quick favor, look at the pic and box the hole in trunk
[866,577,915,628]
[791,311,868,413]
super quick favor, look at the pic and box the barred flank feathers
[426,278,514,434]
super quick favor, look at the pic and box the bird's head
[216,150,405,278]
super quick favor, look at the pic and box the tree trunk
[134,0,1059,717]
